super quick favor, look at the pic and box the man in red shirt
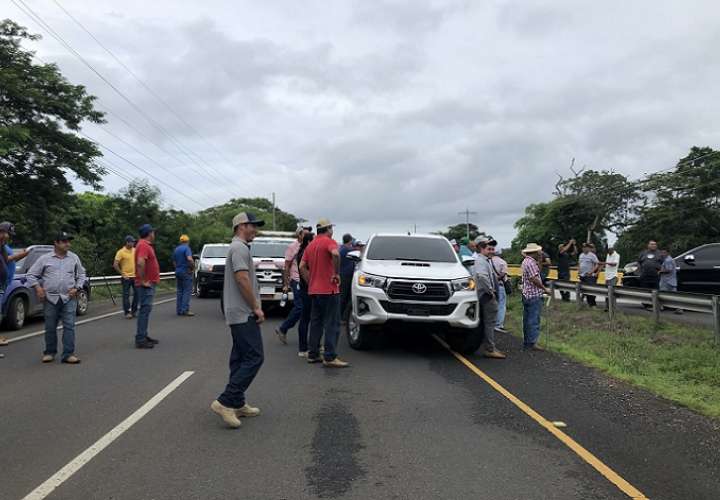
[300,218,349,368]
[135,224,160,349]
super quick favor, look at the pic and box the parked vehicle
[1,245,91,330]
[345,234,482,353]
[622,243,720,294]
[197,232,295,303]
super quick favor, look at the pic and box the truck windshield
[366,237,457,263]
[203,246,229,258]
[251,242,291,258]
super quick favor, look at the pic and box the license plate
[260,287,275,296]
[406,306,430,316]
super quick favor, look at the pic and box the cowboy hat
[521,243,543,254]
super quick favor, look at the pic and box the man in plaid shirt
[521,243,550,350]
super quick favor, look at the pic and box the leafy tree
[438,223,483,242]
[0,19,105,244]
[616,147,720,258]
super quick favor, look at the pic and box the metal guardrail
[548,279,720,343]
[88,272,176,286]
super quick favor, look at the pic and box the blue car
[1,245,91,331]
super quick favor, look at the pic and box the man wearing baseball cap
[299,218,349,368]
[173,234,195,317]
[26,231,86,364]
[134,224,160,349]
[473,236,506,359]
[0,222,29,348]
[113,235,138,319]
[211,212,266,428]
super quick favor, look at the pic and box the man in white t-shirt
[604,247,620,286]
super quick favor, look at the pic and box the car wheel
[197,285,209,298]
[446,326,485,354]
[76,289,89,316]
[345,312,378,350]
[5,296,27,331]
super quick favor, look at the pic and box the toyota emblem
[412,283,427,294]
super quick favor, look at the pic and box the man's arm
[8,249,29,262]
[283,259,292,291]
[113,256,122,275]
[330,247,341,283]
[299,259,310,284]
[233,270,264,323]
[136,257,148,286]
[474,260,495,297]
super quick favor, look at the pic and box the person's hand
[36,287,46,301]
[331,274,340,285]
[282,285,289,293]
[68,288,78,298]
[142,280,151,288]
[254,307,265,324]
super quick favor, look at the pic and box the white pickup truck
[345,233,484,353]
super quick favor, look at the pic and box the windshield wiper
[394,258,431,262]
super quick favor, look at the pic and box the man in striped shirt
[520,243,550,351]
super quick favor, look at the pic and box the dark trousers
[309,294,340,361]
[218,319,265,409]
[297,283,311,352]
[558,273,571,301]
[580,275,597,306]
[639,277,659,290]
[121,277,138,315]
[43,298,77,360]
[279,280,303,334]
[340,273,353,320]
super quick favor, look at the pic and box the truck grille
[386,281,451,302]
[380,301,457,317]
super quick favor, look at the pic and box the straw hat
[521,243,543,254]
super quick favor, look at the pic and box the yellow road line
[432,334,649,500]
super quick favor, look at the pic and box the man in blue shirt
[0,222,29,348]
[339,233,355,320]
[173,234,195,316]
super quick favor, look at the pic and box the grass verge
[90,280,176,301]
[504,295,720,419]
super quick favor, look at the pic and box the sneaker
[125,313,133,319]
[674,309,684,315]
[184,311,196,317]
[146,336,159,345]
[42,354,55,363]
[483,349,506,359]
[323,357,350,368]
[210,400,242,429]
[62,355,81,364]
[275,328,287,345]
[135,340,155,349]
[494,327,508,334]
[235,404,261,418]
[298,351,308,358]
[307,355,323,364]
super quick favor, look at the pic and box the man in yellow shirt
[113,235,137,319]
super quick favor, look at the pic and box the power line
[11,0,237,196]
[52,0,243,184]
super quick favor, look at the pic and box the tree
[616,147,720,257]
[438,223,483,242]
[0,19,105,244]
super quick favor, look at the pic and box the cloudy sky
[8,0,720,246]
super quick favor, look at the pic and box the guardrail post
[575,282,582,309]
[712,296,720,346]
[651,290,661,324]
[549,281,556,307]
[608,285,616,330]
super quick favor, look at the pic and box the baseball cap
[55,231,74,242]
[474,235,498,247]
[0,221,15,236]
[179,234,190,243]
[138,224,155,238]
[316,218,334,229]
[125,235,136,243]
[232,212,265,229]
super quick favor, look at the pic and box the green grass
[505,295,720,419]
[90,280,176,301]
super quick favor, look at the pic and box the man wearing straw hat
[520,243,550,351]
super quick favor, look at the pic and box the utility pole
[272,192,276,231]
[458,209,477,241]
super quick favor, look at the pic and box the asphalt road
[1,296,719,500]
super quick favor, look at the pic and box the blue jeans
[496,284,507,329]
[122,278,138,315]
[522,296,543,348]
[297,283,311,352]
[176,273,193,315]
[279,280,303,335]
[44,298,77,360]
[218,319,265,409]
[135,285,155,343]
[309,294,341,361]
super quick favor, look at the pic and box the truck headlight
[358,273,386,288]
[451,277,476,292]
[200,262,213,272]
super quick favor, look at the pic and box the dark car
[1,245,91,330]
[622,243,720,294]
